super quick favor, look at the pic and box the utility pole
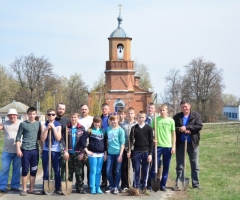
[53,90,58,108]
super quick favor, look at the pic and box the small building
[223,105,240,121]
[0,100,45,123]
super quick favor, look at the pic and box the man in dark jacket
[173,100,203,189]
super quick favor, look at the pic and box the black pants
[121,149,129,188]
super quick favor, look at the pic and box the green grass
[0,131,42,184]
[169,123,240,200]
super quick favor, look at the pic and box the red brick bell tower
[89,8,152,114]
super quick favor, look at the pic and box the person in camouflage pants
[61,153,84,191]
[61,113,87,194]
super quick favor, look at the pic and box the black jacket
[61,122,86,154]
[173,111,203,149]
[80,127,107,153]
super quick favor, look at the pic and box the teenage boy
[61,113,86,194]
[16,107,41,196]
[0,109,21,193]
[128,111,153,190]
[41,109,62,194]
[117,108,127,126]
[145,102,156,125]
[151,104,176,191]
[120,107,137,191]
[145,102,156,189]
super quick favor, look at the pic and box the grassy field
[169,123,240,200]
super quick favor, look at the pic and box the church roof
[109,14,130,38]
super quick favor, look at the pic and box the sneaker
[172,185,180,191]
[192,186,202,190]
[105,187,113,194]
[11,188,20,191]
[121,187,128,192]
[41,190,46,195]
[160,187,166,191]
[78,189,87,194]
[141,187,147,191]
[147,186,152,191]
[55,190,63,195]
[113,188,119,194]
[100,180,107,188]
[91,187,96,194]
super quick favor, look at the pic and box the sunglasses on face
[47,113,56,116]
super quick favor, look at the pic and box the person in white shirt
[78,104,93,187]
[78,104,93,131]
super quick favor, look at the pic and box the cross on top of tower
[117,4,123,28]
[118,4,122,14]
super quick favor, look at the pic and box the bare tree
[11,53,58,106]
[134,61,153,91]
[163,68,182,114]
[89,73,106,115]
[184,57,225,120]
[65,73,88,114]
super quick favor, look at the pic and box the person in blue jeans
[128,111,153,190]
[0,108,22,193]
[151,104,176,191]
[81,116,107,194]
[41,109,62,194]
[105,115,125,194]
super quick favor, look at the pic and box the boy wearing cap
[0,108,22,193]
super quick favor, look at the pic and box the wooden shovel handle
[66,126,68,181]
[154,113,157,174]
[48,129,52,181]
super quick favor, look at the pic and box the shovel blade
[61,181,73,195]
[151,177,160,192]
[177,177,190,191]
[44,180,55,194]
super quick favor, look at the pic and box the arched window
[117,44,124,60]
[114,99,125,112]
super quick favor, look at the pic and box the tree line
[0,53,88,115]
[1,54,233,121]
[161,57,227,122]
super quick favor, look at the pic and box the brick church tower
[89,10,152,114]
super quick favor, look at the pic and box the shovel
[61,126,73,195]
[44,129,55,194]
[177,135,190,191]
[151,113,160,192]
[127,125,131,188]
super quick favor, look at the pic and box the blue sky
[1,1,240,97]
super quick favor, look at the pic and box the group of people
[0,100,203,196]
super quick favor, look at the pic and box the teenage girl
[81,116,107,194]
